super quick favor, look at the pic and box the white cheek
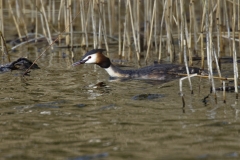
[84,54,98,64]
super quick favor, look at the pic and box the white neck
[104,64,129,78]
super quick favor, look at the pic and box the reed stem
[145,0,156,62]
[128,0,140,61]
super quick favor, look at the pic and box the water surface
[0,48,239,160]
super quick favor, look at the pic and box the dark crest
[82,49,106,59]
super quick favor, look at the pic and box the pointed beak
[72,59,88,66]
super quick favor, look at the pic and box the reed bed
[0,0,239,102]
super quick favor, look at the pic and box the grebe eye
[88,56,91,59]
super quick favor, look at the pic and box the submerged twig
[177,73,235,81]
[223,81,226,103]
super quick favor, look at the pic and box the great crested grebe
[73,49,201,80]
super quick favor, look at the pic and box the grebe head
[73,49,110,68]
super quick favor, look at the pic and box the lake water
[0,45,239,160]
[1,1,240,158]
